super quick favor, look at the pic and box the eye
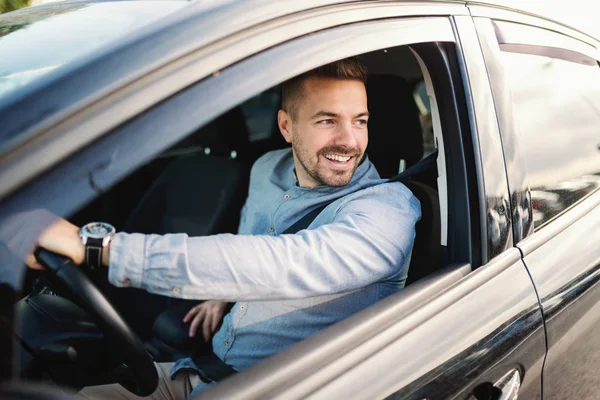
[355,119,368,127]
[317,119,334,125]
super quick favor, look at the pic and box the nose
[333,122,358,149]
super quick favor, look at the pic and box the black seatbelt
[283,203,330,234]
[283,151,438,234]
[388,150,437,183]
[191,351,237,382]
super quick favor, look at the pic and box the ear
[278,109,293,144]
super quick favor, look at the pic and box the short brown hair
[281,57,368,120]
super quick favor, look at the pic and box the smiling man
[32,58,421,399]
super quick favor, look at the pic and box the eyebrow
[309,111,370,119]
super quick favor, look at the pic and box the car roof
[0,0,190,106]
[0,0,598,183]
[0,0,192,152]
[482,0,600,41]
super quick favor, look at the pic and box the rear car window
[498,46,600,229]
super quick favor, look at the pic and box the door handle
[494,369,521,400]
[468,369,521,400]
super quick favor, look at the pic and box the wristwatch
[78,222,116,269]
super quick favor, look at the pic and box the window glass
[499,48,600,229]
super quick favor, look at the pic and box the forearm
[107,208,417,301]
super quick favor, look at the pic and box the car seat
[122,106,251,236]
[366,74,443,285]
[366,74,424,177]
[100,107,251,347]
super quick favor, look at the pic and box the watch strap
[85,237,104,270]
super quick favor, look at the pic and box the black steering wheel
[34,248,158,396]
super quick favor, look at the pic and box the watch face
[81,222,116,239]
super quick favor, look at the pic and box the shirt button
[172,287,181,294]
[283,194,290,200]
[225,340,231,346]
[268,226,275,232]
[240,305,245,311]
[122,278,131,286]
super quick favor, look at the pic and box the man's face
[278,77,369,187]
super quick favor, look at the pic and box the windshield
[0,1,187,102]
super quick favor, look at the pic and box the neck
[293,160,319,188]
[291,150,322,187]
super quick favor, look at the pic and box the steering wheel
[34,248,158,396]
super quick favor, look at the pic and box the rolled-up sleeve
[108,188,420,301]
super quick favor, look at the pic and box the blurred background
[1,0,28,14]
[3,0,600,41]
[1,0,598,41]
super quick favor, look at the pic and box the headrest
[195,106,250,157]
[366,74,423,178]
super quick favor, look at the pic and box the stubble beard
[292,136,362,188]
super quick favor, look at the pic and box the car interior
[16,44,449,394]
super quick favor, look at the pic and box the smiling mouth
[323,154,353,165]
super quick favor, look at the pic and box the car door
[187,13,546,400]
[471,8,600,400]
[0,3,545,400]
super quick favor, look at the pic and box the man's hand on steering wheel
[31,228,159,396]
[26,218,94,270]
[183,301,229,342]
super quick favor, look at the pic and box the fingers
[210,311,220,335]
[25,252,45,270]
[202,315,213,342]
[189,308,205,338]
[183,305,201,323]
[202,306,225,342]
[184,301,228,340]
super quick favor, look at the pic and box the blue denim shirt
[108,148,421,394]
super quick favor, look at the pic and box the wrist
[73,239,86,265]
[102,241,111,267]
[79,222,115,269]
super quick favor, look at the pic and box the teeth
[325,154,351,162]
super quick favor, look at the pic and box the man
[30,57,421,398]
